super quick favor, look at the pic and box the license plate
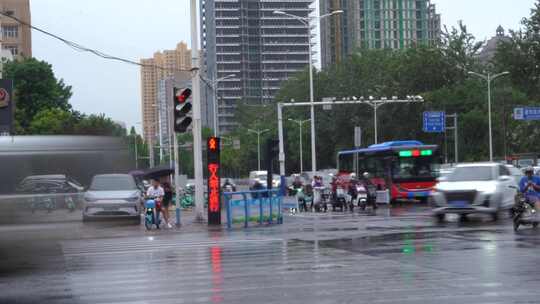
[449,201,469,208]
[103,206,119,211]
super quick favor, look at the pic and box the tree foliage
[223,14,540,175]
[494,0,540,99]
[3,57,125,136]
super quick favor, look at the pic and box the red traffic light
[175,88,192,104]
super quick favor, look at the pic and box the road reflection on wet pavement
[2,204,540,303]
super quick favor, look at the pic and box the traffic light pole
[190,0,205,222]
[173,131,181,226]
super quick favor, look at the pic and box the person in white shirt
[146,179,164,200]
[146,179,171,228]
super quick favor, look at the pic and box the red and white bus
[337,141,440,203]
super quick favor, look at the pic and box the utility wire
[0,11,196,73]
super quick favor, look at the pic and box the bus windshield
[392,156,436,181]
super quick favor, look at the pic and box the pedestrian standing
[162,182,173,228]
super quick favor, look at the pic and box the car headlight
[126,196,140,202]
[84,195,97,202]
[481,186,497,194]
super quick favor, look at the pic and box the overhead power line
[0,11,196,73]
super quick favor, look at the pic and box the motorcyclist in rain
[222,178,236,192]
[519,166,540,202]
[360,172,378,209]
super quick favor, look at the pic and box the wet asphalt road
[2,204,540,304]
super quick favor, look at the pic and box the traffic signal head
[173,87,193,133]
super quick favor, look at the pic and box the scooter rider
[146,179,165,228]
[360,172,378,209]
[520,166,540,201]
[348,173,358,202]
[222,178,236,192]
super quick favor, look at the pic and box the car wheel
[509,208,515,218]
[514,220,520,232]
[492,212,499,222]
[533,222,539,229]
[435,214,445,223]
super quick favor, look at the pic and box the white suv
[431,163,518,221]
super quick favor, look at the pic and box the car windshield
[90,176,137,191]
[447,167,495,182]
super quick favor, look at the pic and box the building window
[3,45,18,56]
[2,25,18,38]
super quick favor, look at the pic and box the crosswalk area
[56,235,462,304]
[3,206,538,304]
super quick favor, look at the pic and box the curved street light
[273,9,343,174]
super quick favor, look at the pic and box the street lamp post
[248,128,270,171]
[288,118,310,173]
[134,135,139,169]
[273,9,343,174]
[363,96,424,144]
[468,71,510,162]
[202,74,236,137]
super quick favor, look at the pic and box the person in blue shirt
[519,167,540,198]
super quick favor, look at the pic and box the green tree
[495,0,540,99]
[4,58,73,132]
[27,107,77,135]
[74,114,126,136]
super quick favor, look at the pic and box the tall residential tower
[201,0,314,133]
[320,0,440,68]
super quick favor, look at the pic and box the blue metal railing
[223,189,283,229]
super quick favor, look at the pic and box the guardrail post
[277,192,283,224]
[268,190,273,224]
[225,194,232,229]
[259,195,264,225]
[242,193,249,228]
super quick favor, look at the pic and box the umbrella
[143,165,174,180]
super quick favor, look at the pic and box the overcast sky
[31,0,536,133]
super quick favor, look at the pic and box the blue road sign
[423,111,445,133]
[514,107,540,121]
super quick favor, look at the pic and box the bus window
[338,154,354,173]
[359,157,386,178]
[392,157,436,181]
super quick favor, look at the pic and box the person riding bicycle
[519,166,540,200]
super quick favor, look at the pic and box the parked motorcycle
[30,196,56,213]
[66,196,76,212]
[513,192,539,231]
[180,186,195,208]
